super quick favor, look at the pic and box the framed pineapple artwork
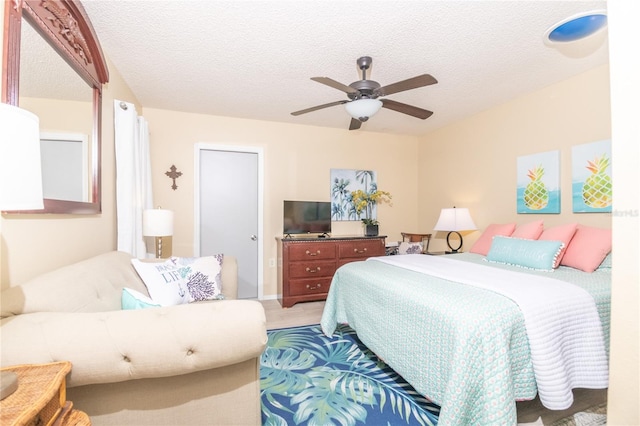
[572,140,612,213]
[517,150,560,214]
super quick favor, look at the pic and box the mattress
[320,252,611,426]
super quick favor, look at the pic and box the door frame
[193,143,265,300]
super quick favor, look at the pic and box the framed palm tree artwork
[330,169,377,221]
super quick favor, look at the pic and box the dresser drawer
[278,236,385,308]
[338,239,385,259]
[289,261,336,278]
[288,277,332,296]
[287,242,336,261]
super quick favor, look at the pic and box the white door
[195,144,263,299]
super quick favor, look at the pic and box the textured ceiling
[24,1,610,137]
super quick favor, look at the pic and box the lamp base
[445,231,463,253]
[154,236,173,259]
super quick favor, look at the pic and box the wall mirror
[2,0,109,214]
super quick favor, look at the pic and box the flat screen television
[283,200,331,236]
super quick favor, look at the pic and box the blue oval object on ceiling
[548,14,607,42]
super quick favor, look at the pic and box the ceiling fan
[291,56,438,130]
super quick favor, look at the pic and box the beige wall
[419,65,612,252]
[143,65,613,299]
[0,55,139,288]
[142,108,420,298]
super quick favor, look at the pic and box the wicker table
[0,361,90,426]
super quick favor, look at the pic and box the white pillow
[131,258,190,306]
[398,241,423,255]
[171,255,225,302]
[131,255,225,306]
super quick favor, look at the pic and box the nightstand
[0,361,90,425]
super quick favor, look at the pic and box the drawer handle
[306,283,322,290]
[305,266,321,273]
[305,250,321,256]
[353,247,368,254]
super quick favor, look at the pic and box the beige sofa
[0,251,267,425]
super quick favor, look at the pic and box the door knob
[250,235,257,241]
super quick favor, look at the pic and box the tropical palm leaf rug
[260,324,440,425]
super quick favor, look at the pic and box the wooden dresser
[277,236,386,308]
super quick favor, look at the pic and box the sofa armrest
[0,300,266,388]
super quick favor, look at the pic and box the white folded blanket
[370,254,608,410]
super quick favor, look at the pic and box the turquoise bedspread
[320,253,611,426]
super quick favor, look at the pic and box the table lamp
[143,208,174,258]
[0,104,44,212]
[433,207,477,253]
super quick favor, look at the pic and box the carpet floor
[260,324,440,426]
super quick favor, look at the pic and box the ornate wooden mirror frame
[2,0,109,213]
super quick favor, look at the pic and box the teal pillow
[485,236,564,271]
[122,288,160,310]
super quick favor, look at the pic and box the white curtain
[114,100,153,258]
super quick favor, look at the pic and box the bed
[320,251,610,426]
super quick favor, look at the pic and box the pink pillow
[511,220,544,240]
[561,225,612,272]
[539,223,578,267]
[469,223,516,256]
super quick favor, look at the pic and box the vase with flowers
[351,188,392,236]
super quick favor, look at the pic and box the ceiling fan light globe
[345,99,383,121]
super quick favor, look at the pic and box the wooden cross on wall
[165,165,182,190]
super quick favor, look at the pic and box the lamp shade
[345,99,383,121]
[143,209,174,236]
[0,104,44,211]
[433,207,477,232]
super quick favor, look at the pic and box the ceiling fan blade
[381,99,433,119]
[376,74,437,97]
[311,77,358,94]
[349,118,362,130]
[291,100,347,116]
